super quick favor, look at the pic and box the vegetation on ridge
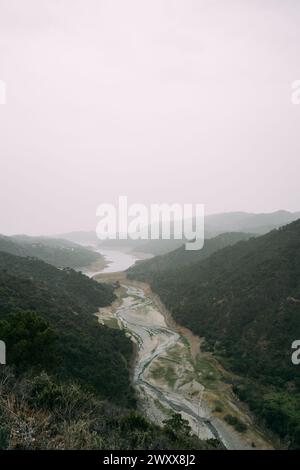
[128,220,300,448]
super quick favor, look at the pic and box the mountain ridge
[59,210,300,255]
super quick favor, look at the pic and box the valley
[94,267,272,450]
[1,218,299,450]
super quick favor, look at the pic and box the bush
[0,427,9,449]
[0,310,58,372]
[224,414,247,433]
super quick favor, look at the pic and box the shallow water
[98,248,141,273]
[80,248,149,277]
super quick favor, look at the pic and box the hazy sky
[0,0,300,235]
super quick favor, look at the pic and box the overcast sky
[0,0,300,235]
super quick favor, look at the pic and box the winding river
[114,284,226,445]
[90,249,269,450]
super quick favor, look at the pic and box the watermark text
[96,197,205,250]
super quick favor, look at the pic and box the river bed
[96,278,273,449]
[87,249,271,449]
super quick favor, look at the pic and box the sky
[0,0,300,235]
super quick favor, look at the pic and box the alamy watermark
[291,80,300,105]
[292,340,300,365]
[0,80,6,105]
[96,196,205,250]
[0,341,6,365]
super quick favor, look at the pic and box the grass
[180,335,191,352]
[166,347,182,364]
[194,355,222,388]
[102,317,120,329]
[150,361,177,388]
[153,398,171,416]
[213,400,224,413]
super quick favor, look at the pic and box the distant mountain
[128,219,300,448]
[89,210,300,256]
[0,234,103,269]
[99,237,185,255]
[204,210,300,235]
[56,230,99,246]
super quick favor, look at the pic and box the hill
[204,210,300,235]
[0,234,104,269]
[129,232,254,276]
[128,220,300,448]
[93,210,300,256]
[0,251,216,450]
[55,230,99,246]
[0,251,130,403]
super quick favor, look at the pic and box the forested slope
[0,234,103,268]
[0,251,216,449]
[130,232,253,276]
[128,220,300,448]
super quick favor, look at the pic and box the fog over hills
[204,210,300,235]
[59,210,300,255]
[1,0,300,453]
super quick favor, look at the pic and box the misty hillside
[0,234,103,269]
[73,210,300,256]
[128,220,300,448]
[129,232,254,275]
[55,230,99,246]
[100,237,185,256]
[204,210,300,235]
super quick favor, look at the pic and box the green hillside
[0,251,130,403]
[0,251,216,450]
[128,220,300,448]
[0,234,103,268]
[130,232,253,276]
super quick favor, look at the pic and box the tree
[0,309,58,372]
[163,412,191,439]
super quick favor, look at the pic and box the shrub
[224,414,247,433]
